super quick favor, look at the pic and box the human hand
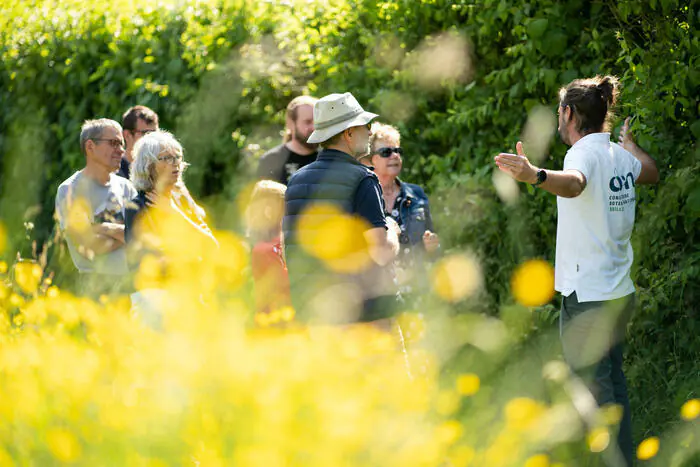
[422,230,439,253]
[619,117,637,151]
[494,141,539,184]
[94,222,125,243]
[386,217,401,237]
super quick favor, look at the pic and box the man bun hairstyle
[559,75,619,135]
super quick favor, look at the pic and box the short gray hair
[369,122,401,152]
[130,130,185,192]
[80,119,122,156]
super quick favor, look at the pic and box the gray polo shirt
[55,171,137,275]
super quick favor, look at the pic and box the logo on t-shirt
[94,194,126,224]
[609,171,635,192]
[608,171,636,212]
[285,163,300,179]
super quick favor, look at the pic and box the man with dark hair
[118,105,159,179]
[257,95,318,185]
[283,92,400,325]
[495,75,659,466]
[55,119,137,297]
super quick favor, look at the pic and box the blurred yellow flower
[0,260,7,274]
[680,398,700,421]
[587,427,610,453]
[396,312,425,344]
[297,203,372,274]
[431,253,482,302]
[449,445,475,466]
[47,428,81,462]
[435,420,463,445]
[456,373,480,396]
[510,259,555,307]
[47,286,60,298]
[13,260,43,294]
[435,390,460,415]
[600,403,624,425]
[524,453,550,467]
[9,293,24,307]
[504,397,546,431]
[0,223,6,253]
[279,306,295,322]
[637,436,660,460]
[66,197,92,233]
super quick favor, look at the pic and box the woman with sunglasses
[362,123,439,290]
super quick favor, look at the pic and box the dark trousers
[560,292,635,467]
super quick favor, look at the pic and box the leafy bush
[1,0,698,462]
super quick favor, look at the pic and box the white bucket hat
[306,92,379,144]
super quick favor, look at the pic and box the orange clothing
[251,237,291,315]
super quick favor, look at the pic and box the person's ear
[566,105,574,122]
[342,129,352,147]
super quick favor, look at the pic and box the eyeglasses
[157,154,184,165]
[375,147,403,158]
[92,138,125,149]
[132,129,155,136]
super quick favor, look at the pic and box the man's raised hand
[494,141,539,184]
[619,117,636,150]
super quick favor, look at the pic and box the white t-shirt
[555,133,642,302]
[55,171,136,275]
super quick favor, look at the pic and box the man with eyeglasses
[117,105,159,179]
[55,119,137,298]
[283,92,400,325]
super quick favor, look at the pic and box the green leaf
[527,18,548,39]
[690,120,700,139]
[686,186,700,214]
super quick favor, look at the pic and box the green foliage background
[1,0,698,452]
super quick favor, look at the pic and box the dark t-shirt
[124,191,148,244]
[257,144,317,185]
[117,158,130,180]
[353,177,387,229]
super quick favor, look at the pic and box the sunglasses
[375,147,403,158]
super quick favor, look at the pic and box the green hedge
[1,0,698,450]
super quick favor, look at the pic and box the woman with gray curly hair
[125,130,217,327]
[125,130,216,250]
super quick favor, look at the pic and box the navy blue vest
[282,149,395,323]
[283,149,375,245]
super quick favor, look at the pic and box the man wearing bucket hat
[283,92,400,325]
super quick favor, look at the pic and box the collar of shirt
[570,132,610,151]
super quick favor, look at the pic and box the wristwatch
[532,169,547,186]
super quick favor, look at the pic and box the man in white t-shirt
[55,119,137,298]
[495,75,659,466]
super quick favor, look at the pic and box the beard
[352,141,371,160]
[558,123,571,146]
[292,125,317,151]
